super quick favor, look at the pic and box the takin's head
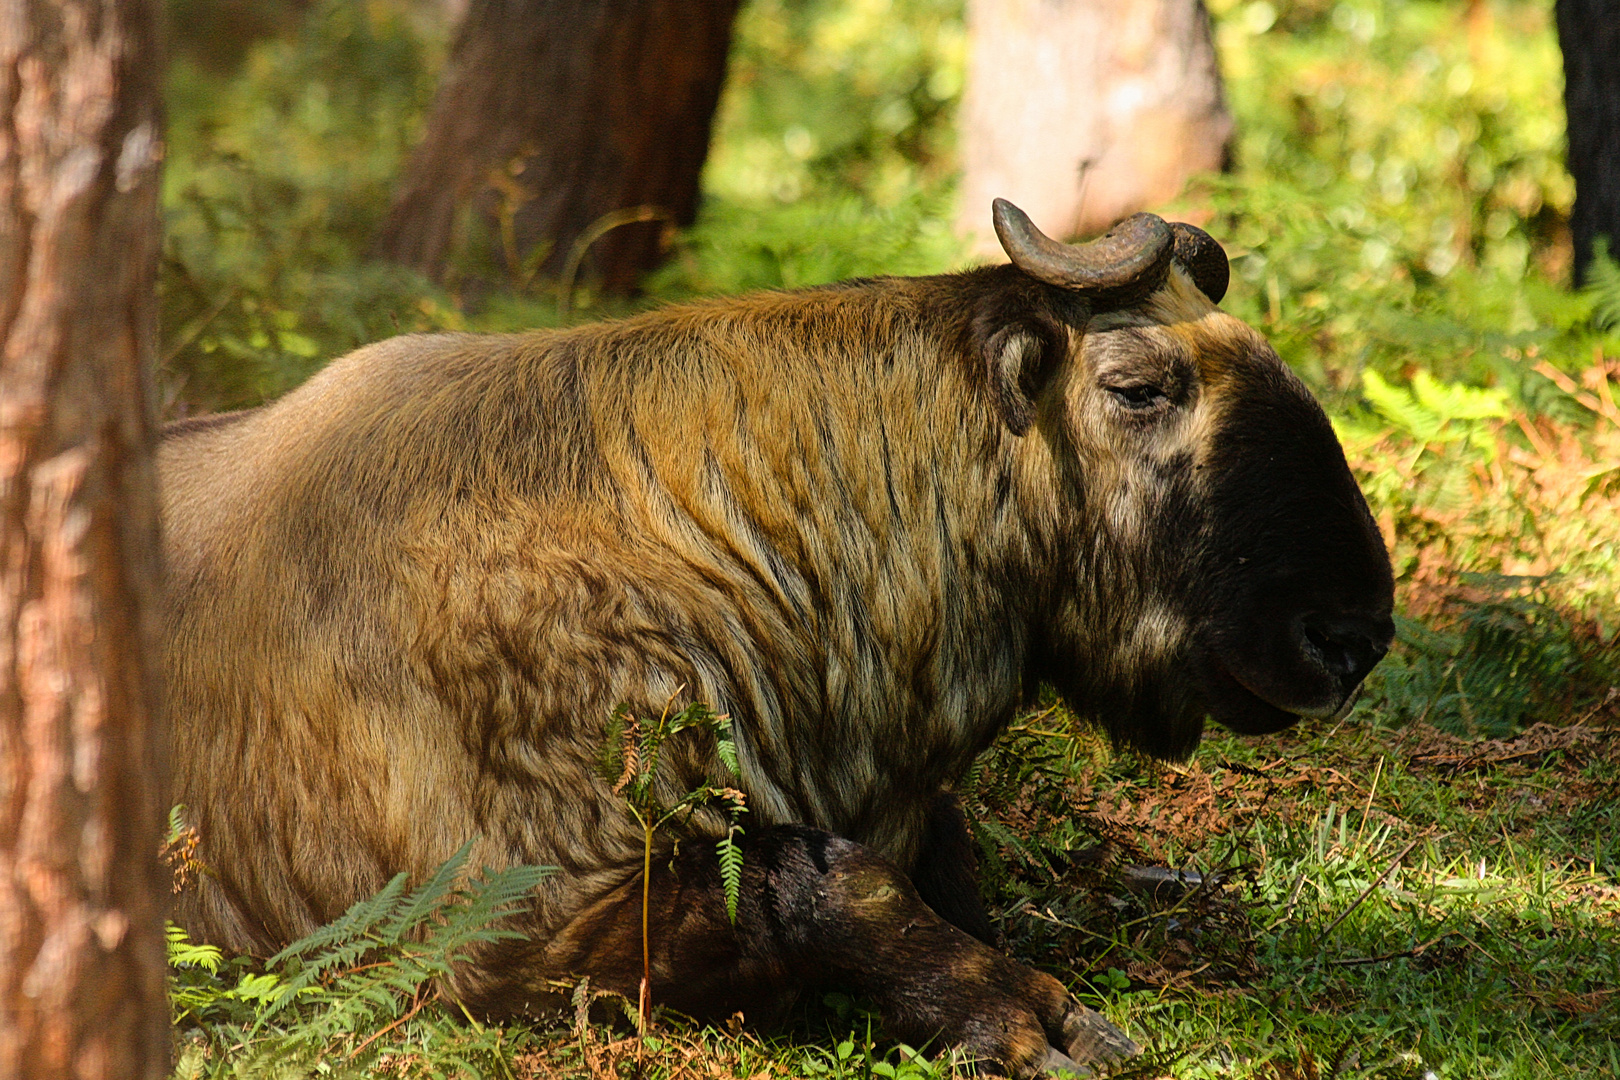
[977,200,1395,758]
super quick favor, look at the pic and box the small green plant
[596,696,748,1034]
[167,841,552,1075]
[1335,366,1511,531]
[1360,368,1510,459]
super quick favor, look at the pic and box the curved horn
[1170,222,1230,303]
[993,198,1173,293]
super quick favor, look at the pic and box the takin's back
[159,280,1024,953]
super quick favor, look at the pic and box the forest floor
[504,715,1620,1080]
[538,716,1620,1080]
[171,702,1620,1080]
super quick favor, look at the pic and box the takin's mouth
[1193,650,1350,735]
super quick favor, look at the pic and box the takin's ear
[975,309,1067,437]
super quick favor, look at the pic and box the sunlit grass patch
[958,712,1620,1079]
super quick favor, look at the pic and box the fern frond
[713,714,740,777]
[267,870,411,969]
[1363,369,1444,443]
[1587,238,1620,330]
[667,700,716,734]
[1409,369,1508,422]
[438,862,553,962]
[717,823,746,924]
[166,922,223,973]
[377,839,476,947]
[248,847,551,1042]
[597,703,630,786]
[165,805,190,848]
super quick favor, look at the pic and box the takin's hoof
[1038,1046,1092,1077]
[1057,1004,1140,1070]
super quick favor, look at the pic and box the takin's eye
[1104,382,1170,412]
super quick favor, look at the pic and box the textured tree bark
[957,0,1233,255]
[0,2,170,1078]
[373,0,742,294]
[1555,0,1620,286]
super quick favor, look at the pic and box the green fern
[970,816,1055,878]
[713,712,741,777]
[1362,368,1508,449]
[716,821,747,924]
[1370,574,1618,737]
[600,697,750,1027]
[168,840,552,1073]
[597,702,632,788]
[1587,239,1620,331]
[253,841,549,1044]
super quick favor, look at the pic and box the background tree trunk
[373,0,742,295]
[0,2,170,1078]
[957,0,1233,254]
[1555,0,1620,286]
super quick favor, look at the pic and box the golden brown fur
[165,279,1051,936]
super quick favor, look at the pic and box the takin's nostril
[1300,613,1392,686]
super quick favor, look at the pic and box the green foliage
[1362,368,1511,445]
[598,700,749,929]
[1588,241,1620,332]
[1365,575,1618,738]
[716,822,747,925]
[597,702,744,821]
[169,842,551,1076]
[649,191,961,296]
[707,0,964,209]
[1200,0,1618,400]
[161,0,456,410]
[1337,367,1510,526]
[800,1021,953,1080]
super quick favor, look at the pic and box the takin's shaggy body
[162,210,1393,1075]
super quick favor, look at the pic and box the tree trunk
[373,0,742,295]
[1556,0,1620,286]
[957,0,1233,254]
[0,3,170,1079]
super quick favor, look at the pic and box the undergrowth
[170,842,551,1078]
[168,708,1620,1079]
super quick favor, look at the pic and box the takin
[160,200,1394,1075]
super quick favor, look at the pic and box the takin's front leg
[528,824,1140,1077]
[910,792,999,947]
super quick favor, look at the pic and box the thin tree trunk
[957,0,1232,254]
[1556,0,1620,286]
[0,2,170,1078]
[373,0,741,295]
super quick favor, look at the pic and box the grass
[978,712,1620,1078]
[169,708,1620,1079]
[158,0,1620,1075]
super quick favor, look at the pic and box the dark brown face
[980,199,1393,757]
[1183,341,1395,737]
[1034,271,1395,757]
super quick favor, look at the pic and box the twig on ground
[1352,756,1383,850]
[349,986,431,1059]
[1308,835,1426,955]
[1326,931,1456,967]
